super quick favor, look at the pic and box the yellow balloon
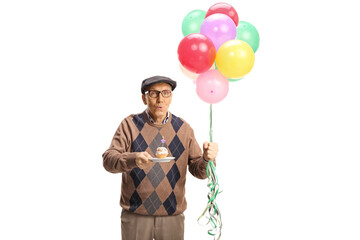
[216,40,255,79]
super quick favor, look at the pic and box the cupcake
[156,147,168,159]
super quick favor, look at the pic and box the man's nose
[157,94,164,102]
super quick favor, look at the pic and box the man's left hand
[203,142,219,161]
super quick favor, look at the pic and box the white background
[1,0,360,239]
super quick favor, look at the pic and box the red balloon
[177,33,216,74]
[205,2,239,26]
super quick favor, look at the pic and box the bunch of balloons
[178,2,260,104]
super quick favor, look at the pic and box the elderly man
[102,76,219,240]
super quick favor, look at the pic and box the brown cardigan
[103,111,212,216]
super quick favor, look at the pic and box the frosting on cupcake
[156,147,168,158]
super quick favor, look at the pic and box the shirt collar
[145,108,170,125]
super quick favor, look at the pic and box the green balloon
[182,10,206,36]
[228,77,243,82]
[236,21,260,53]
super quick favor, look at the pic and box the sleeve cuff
[126,152,138,169]
[203,155,216,166]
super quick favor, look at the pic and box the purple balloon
[196,69,229,104]
[200,13,237,51]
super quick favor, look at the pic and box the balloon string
[198,104,222,239]
[210,104,213,143]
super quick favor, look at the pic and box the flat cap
[141,76,177,94]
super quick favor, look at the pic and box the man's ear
[142,94,147,105]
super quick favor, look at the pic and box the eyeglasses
[145,90,172,98]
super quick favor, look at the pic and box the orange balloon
[179,63,215,83]
[179,64,199,81]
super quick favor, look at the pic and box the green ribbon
[198,104,223,239]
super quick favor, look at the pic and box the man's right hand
[135,152,152,169]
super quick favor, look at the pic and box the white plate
[149,157,175,163]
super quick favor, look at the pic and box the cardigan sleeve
[187,126,216,179]
[102,118,138,173]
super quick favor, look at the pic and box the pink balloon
[196,69,229,104]
[200,13,237,51]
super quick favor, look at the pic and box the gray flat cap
[141,76,177,94]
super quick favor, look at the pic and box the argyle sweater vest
[103,111,208,216]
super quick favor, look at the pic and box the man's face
[142,82,173,121]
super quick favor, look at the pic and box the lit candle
[161,136,165,147]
